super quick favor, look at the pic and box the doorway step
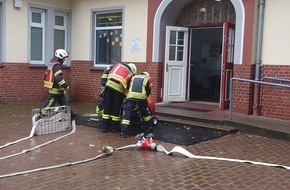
[154,101,290,141]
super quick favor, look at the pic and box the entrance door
[220,22,235,110]
[163,26,189,102]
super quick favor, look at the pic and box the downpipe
[253,0,265,116]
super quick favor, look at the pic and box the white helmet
[55,49,69,59]
[141,72,150,78]
[128,63,137,74]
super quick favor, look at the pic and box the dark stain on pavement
[76,115,229,146]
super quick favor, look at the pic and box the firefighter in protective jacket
[120,72,153,138]
[100,63,137,133]
[41,49,77,119]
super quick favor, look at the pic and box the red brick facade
[1,62,290,120]
[232,64,255,115]
[231,64,290,120]
[260,65,290,120]
[69,61,163,103]
[0,63,47,103]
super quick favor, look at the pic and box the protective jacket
[43,57,68,94]
[101,65,113,87]
[126,74,152,100]
[106,63,133,94]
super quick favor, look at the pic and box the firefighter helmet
[128,63,137,74]
[55,49,69,59]
[141,72,150,78]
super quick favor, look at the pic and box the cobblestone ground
[0,102,290,190]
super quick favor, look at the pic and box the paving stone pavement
[0,102,290,190]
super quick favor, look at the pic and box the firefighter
[100,63,137,133]
[41,49,78,119]
[95,65,114,117]
[120,72,153,138]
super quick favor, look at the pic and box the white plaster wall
[262,0,290,65]
[71,0,148,62]
[6,0,27,62]
[5,0,71,62]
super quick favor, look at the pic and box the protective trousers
[101,86,125,131]
[41,93,68,110]
[120,99,152,133]
[41,92,77,119]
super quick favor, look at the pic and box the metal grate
[32,106,72,135]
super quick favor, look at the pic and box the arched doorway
[153,0,243,109]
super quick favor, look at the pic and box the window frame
[92,9,124,68]
[54,11,68,65]
[30,8,45,64]
[28,5,71,66]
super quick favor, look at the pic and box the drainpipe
[253,0,265,116]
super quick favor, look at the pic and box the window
[29,7,70,65]
[54,12,67,51]
[94,11,123,66]
[30,9,45,64]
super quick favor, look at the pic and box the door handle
[166,63,168,72]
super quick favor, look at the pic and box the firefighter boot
[120,124,128,138]
[145,118,154,135]
[110,121,119,133]
[100,118,109,133]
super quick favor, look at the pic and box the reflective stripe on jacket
[43,62,59,89]
[101,65,114,87]
[126,75,151,100]
[107,63,132,90]
[43,61,67,94]
[106,79,126,94]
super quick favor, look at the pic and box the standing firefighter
[120,72,153,138]
[41,49,77,119]
[100,63,137,133]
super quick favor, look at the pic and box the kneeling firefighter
[120,72,153,138]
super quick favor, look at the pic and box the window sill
[28,64,47,69]
[90,65,109,71]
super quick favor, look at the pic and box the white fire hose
[0,120,76,160]
[0,116,38,149]
[1,133,289,179]
[156,144,290,170]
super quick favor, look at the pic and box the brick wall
[232,64,290,120]
[134,62,163,102]
[3,62,288,120]
[0,63,48,103]
[69,61,163,103]
[0,62,162,104]
[260,65,290,120]
[69,61,100,103]
[232,64,255,115]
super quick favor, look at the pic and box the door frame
[220,22,235,110]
